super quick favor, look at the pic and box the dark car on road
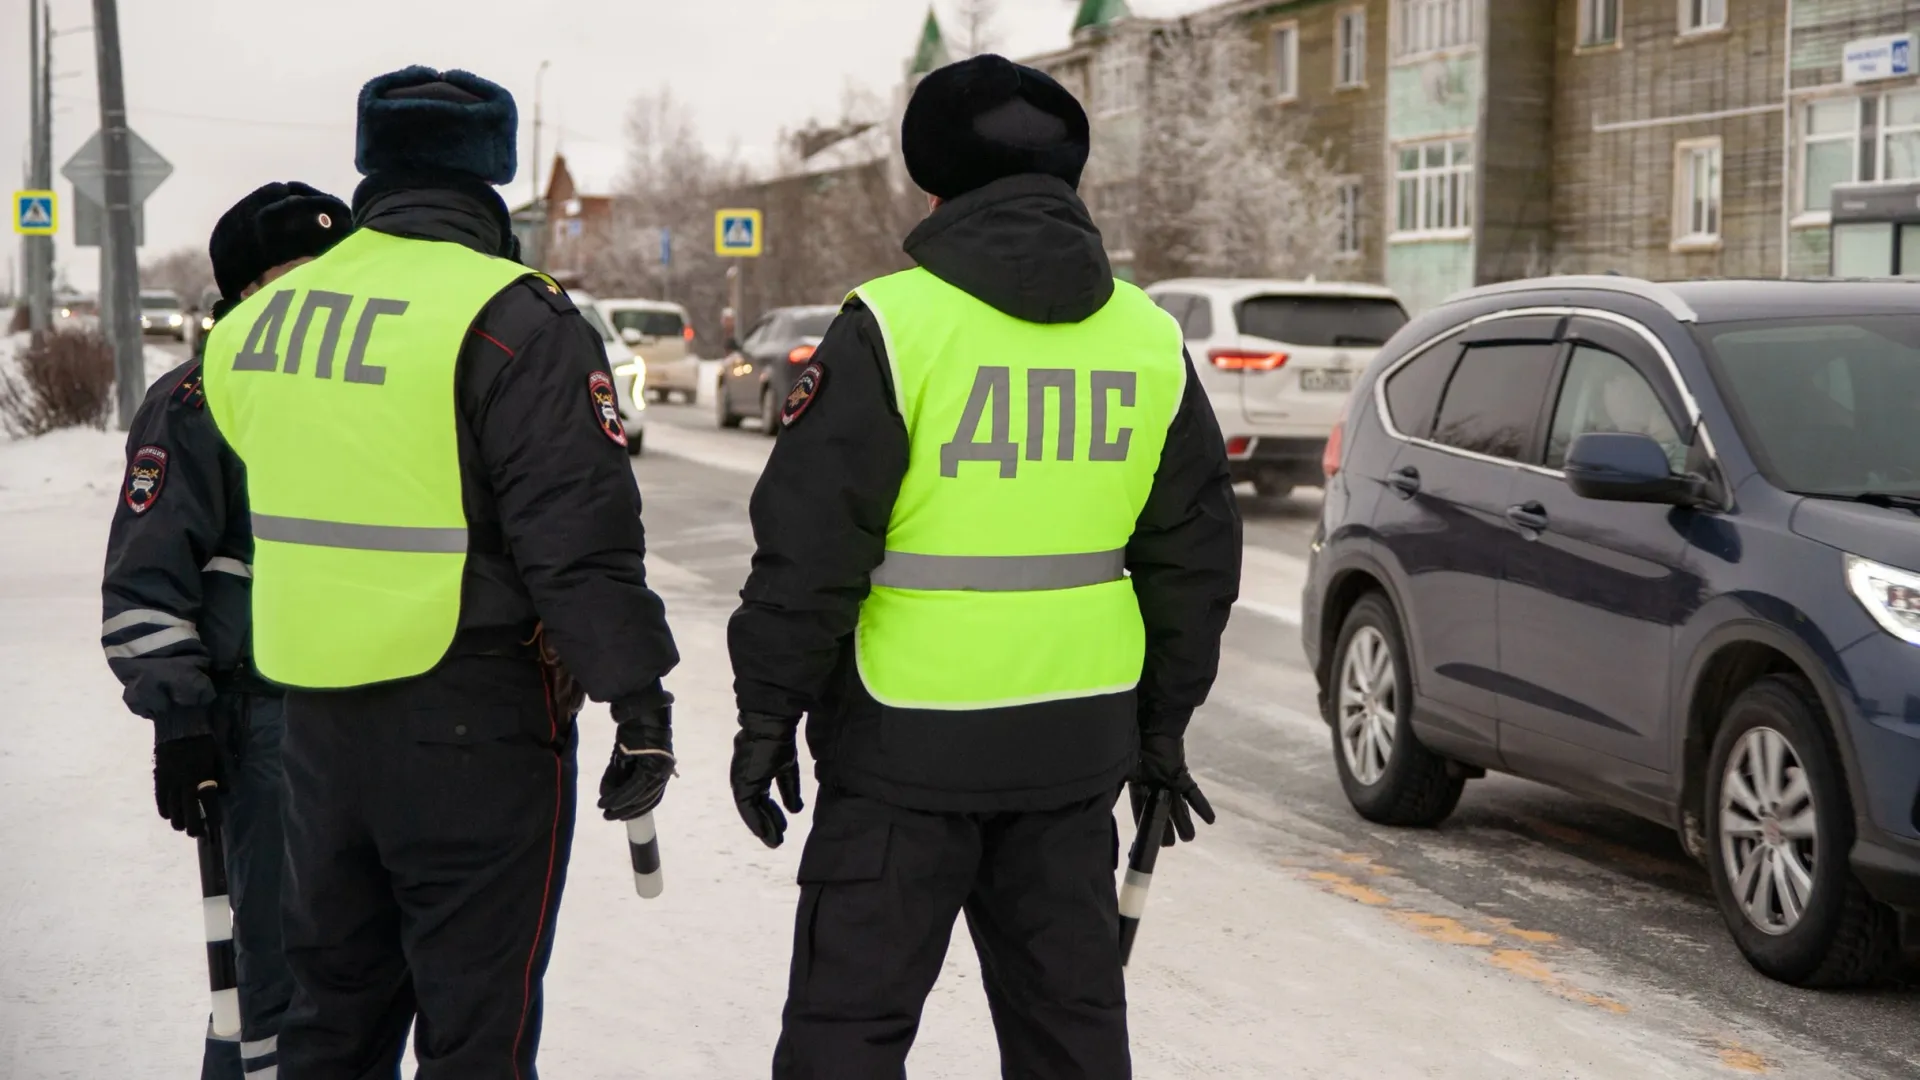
[716,305,840,436]
[1303,275,1920,988]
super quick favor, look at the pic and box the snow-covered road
[0,406,1896,1078]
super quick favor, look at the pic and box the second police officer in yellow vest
[729,56,1243,1078]
[203,68,679,1078]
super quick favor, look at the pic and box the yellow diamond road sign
[715,208,763,257]
[14,190,56,235]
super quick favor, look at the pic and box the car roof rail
[1446,275,1698,323]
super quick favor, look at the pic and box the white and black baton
[626,812,663,899]
[194,783,241,1039]
[1118,788,1174,967]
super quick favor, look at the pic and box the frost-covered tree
[951,0,999,58]
[1136,21,1346,283]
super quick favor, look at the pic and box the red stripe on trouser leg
[510,683,563,1079]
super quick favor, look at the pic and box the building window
[1338,181,1363,255]
[1394,0,1473,60]
[1393,138,1473,237]
[1679,0,1726,35]
[1093,43,1144,116]
[1578,0,1619,46]
[1797,90,1920,213]
[1272,23,1299,100]
[1674,138,1722,247]
[1803,98,1859,212]
[1336,9,1367,87]
[1880,89,1920,181]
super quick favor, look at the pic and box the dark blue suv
[1303,276,1920,987]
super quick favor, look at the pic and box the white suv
[1146,278,1408,498]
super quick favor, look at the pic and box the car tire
[1253,476,1294,500]
[1703,674,1901,987]
[1328,592,1464,827]
[759,387,780,438]
[716,378,742,429]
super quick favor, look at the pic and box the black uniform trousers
[277,656,578,1080]
[774,785,1130,1080]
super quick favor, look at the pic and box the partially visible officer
[201,66,680,1078]
[728,55,1242,1078]
[102,180,352,1080]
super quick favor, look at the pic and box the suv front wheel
[1704,675,1901,987]
[1329,593,1464,827]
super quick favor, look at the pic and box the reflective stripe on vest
[203,229,531,689]
[250,513,468,554]
[851,267,1185,710]
[870,548,1127,592]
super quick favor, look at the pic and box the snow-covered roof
[551,142,628,199]
[1146,277,1404,302]
[794,124,893,179]
[1001,0,1238,60]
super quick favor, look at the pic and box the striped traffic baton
[194,783,241,1038]
[1118,788,1175,967]
[627,812,663,899]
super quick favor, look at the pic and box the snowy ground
[0,388,1882,1077]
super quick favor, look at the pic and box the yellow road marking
[1717,1045,1769,1074]
[1306,871,1392,906]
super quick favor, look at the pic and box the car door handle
[1506,501,1549,534]
[1388,466,1421,498]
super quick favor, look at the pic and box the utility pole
[531,59,550,270]
[25,0,52,335]
[91,0,142,429]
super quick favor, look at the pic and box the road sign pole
[25,0,51,335]
[91,0,143,429]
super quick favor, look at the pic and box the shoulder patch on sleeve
[587,370,628,447]
[781,360,827,427]
[124,445,169,514]
[170,363,206,410]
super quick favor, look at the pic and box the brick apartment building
[1011,0,1920,310]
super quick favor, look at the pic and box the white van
[1145,278,1408,498]
[599,299,699,403]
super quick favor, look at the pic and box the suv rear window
[1235,296,1408,347]
[611,310,685,338]
[789,311,837,338]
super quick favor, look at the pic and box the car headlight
[202,315,215,331]
[140,316,152,328]
[1845,554,1920,645]
[168,313,183,326]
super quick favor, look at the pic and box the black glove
[154,734,222,839]
[597,703,675,822]
[730,712,804,848]
[1129,730,1216,847]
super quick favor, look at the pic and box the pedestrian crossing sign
[715,208,763,257]
[13,190,56,235]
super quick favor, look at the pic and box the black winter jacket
[728,174,1241,812]
[101,362,263,741]
[103,183,678,730]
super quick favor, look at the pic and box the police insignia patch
[587,371,627,447]
[125,446,168,514]
[782,361,826,427]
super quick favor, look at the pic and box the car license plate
[1300,369,1353,393]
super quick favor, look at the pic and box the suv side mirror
[1563,432,1700,505]
[620,327,644,346]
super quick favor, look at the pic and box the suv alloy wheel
[1329,593,1465,827]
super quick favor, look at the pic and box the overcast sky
[1,0,1093,294]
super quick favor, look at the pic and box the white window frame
[1391,137,1474,239]
[1337,180,1364,256]
[1673,137,1723,250]
[1877,87,1920,184]
[1799,97,1861,218]
[1336,8,1368,88]
[1679,0,1726,36]
[1393,0,1473,61]
[1272,22,1300,101]
[1578,0,1620,47]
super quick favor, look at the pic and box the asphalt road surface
[636,398,1920,1079]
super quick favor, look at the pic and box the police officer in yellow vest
[728,56,1242,1078]
[203,67,679,1078]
